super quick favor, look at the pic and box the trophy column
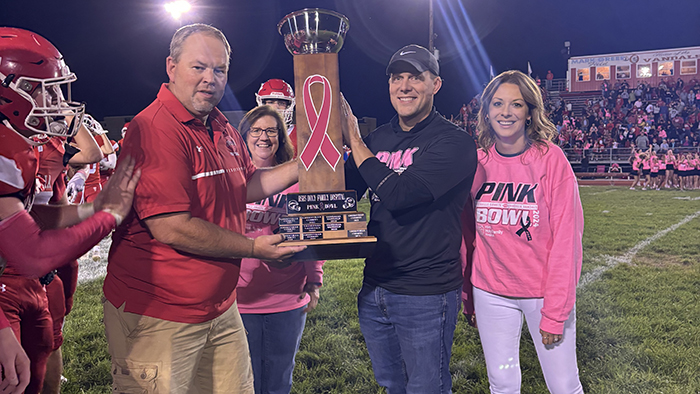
[293,53,344,192]
[277,8,376,260]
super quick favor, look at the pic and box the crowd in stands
[452,76,700,163]
[548,78,700,153]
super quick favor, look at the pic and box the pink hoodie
[236,184,324,314]
[465,141,583,334]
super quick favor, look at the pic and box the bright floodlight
[165,1,191,20]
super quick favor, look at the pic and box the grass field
[61,186,700,393]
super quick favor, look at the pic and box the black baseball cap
[386,44,439,76]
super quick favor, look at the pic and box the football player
[0,27,139,394]
[70,114,115,204]
[256,79,297,154]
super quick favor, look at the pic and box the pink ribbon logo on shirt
[299,74,340,171]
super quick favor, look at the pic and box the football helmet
[255,79,295,125]
[0,27,85,139]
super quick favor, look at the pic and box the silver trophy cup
[278,8,350,55]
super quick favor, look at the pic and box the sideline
[577,209,700,289]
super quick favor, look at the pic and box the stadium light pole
[428,0,434,52]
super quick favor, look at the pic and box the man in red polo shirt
[104,24,305,393]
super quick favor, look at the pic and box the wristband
[77,203,95,221]
[102,209,124,226]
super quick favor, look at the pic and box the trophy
[277,8,376,260]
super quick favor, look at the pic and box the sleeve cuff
[539,314,564,335]
[304,262,324,285]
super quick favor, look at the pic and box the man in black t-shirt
[341,44,477,393]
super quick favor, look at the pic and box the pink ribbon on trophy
[299,74,341,171]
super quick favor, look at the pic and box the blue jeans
[240,306,307,394]
[357,283,460,394]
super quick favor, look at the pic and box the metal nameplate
[282,233,301,241]
[302,232,324,240]
[279,216,300,225]
[348,229,368,238]
[346,213,366,222]
[286,191,357,214]
[324,222,345,231]
[279,225,300,234]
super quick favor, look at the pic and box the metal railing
[544,78,567,92]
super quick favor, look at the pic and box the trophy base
[281,236,377,261]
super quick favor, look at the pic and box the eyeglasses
[248,127,279,137]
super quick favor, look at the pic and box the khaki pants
[103,298,253,394]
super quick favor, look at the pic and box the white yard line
[587,189,617,196]
[577,209,700,289]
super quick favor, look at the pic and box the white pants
[474,287,584,394]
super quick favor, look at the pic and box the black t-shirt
[345,109,477,295]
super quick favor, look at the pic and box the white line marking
[588,189,617,196]
[577,209,700,289]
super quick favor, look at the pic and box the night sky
[3,0,700,126]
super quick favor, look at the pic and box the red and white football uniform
[0,27,119,394]
[99,140,120,188]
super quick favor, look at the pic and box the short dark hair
[239,106,294,165]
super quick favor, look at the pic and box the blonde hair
[477,70,555,154]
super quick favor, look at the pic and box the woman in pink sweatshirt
[464,70,584,393]
[236,106,324,394]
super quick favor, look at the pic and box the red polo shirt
[104,84,256,324]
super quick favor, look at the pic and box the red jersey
[34,136,67,205]
[99,140,120,188]
[0,125,37,202]
[82,162,101,203]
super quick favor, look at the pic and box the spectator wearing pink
[689,153,699,190]
[678,153,691,190]
[665,150,677,188]
[641,151,652,190]
[630,150,642,190]
[650,151,661,190]
[464,70,584,393]
[236,106,324,394]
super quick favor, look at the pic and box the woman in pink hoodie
[464,70,584,394]
[236,106,324,394]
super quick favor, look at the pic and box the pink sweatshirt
[467,142,583,334]
[236,183,324,314]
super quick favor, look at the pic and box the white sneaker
[630,187,635,190]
